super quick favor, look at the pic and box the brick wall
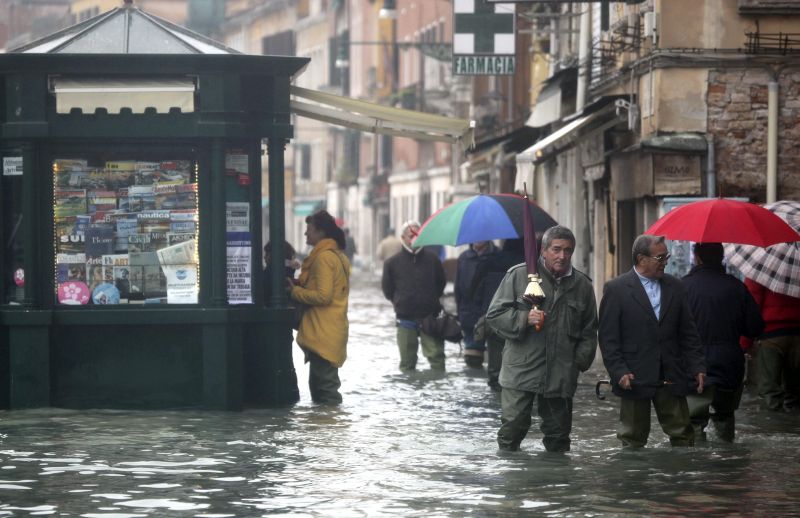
[707,69,800,202]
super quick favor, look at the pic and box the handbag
[421,309,463,343]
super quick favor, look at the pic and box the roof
[11,2,239,55]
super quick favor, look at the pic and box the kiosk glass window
[53,156,199,305]
[2,155,24,304]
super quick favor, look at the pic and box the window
[53,154,198,306]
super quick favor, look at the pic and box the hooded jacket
[291,238,350,367]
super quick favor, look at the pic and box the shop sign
[652,154,702,196]
[3,156,23,176]
[453,1,515,76]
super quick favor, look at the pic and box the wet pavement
[1,270,799,516]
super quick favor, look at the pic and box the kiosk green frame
[0,4,308,409]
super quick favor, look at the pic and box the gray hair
[541,225,576,250]
[400,220,421,235]
[632,234,665,265]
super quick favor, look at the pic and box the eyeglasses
[648,253,671,263]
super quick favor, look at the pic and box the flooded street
[1,271,799,516]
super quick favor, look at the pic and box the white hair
[401,220,421,235]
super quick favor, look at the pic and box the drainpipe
[706,134,716,197]
[767,80,778,203]
[576,4,591,111]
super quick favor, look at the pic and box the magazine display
[53,158,198,305]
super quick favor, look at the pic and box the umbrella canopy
[725,200,800,299]
[412,194,557,247]
[645,198,800,247]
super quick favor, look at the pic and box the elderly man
[487,225,597,452]
[382,220,447,371]
[599,234,706,448]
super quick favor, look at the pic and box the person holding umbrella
[599,234,706,448]
[455,240,500,368]
[487,225,598,452]
[682,242,764,441]
[725,200,800,413]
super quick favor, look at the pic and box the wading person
[289,210,351,404]
[455,240,499,368]
[682,242,763,441]
[599,234,706,448]
[487,226,597,452]
[381,220,447,372]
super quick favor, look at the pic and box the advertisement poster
[226,231,252,304]
[157,239,198,304]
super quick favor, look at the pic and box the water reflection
[0,271,798,516]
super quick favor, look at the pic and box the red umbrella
[645,198,800,247]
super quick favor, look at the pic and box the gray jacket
[486,261,598,397]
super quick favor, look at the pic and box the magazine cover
[102,253,129,284]
[56,253,87,283]
[106,169,135,190]
[127,186,155,211]
[85,224,115,257]
[137,210,171,234]
[54,190,87,218]
[88,190,117,214]
[128,232,167,253]
[154,183,198,210]
[112,265,132,299]
[55,217,82,253]
[86,258,105,292]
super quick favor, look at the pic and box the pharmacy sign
[453,0,516,75]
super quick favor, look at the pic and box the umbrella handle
[533,305,544,332]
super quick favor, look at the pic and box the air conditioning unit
[643,12,658,45]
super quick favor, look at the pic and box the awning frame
[290,85,475,147]
[517,102,624,165]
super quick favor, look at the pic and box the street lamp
[379,0,397,20]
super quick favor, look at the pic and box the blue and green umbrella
[412,194,557,247]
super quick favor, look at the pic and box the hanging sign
[3,157,23,176]
[453,1,516,75]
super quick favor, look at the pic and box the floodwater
[1,271,799,516]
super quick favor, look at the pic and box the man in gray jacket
[487,226,598,452]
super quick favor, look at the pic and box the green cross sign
[453,1,516,75]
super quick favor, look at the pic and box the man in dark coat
[455,240,499,368]
[471,238,525,390]
[682,242,764,441]
[382,220,447,371]
[599,234,706,448]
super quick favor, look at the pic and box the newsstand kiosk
[0,3,308,409]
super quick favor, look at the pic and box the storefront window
[53,156,199,305]
[2,155,24,304]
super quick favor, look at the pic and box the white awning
[53,78,195,114]
[290,86,475,147]
[517,103,621,165]
[525,81,561,128]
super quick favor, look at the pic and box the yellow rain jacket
[291,238,351,367]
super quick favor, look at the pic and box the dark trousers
[618,387,694,447]
[307,350,342,404]
[498,387,572,452]
[757,335,800,411]
[687,384,742,442]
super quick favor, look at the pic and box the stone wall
[707,69,800,202]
